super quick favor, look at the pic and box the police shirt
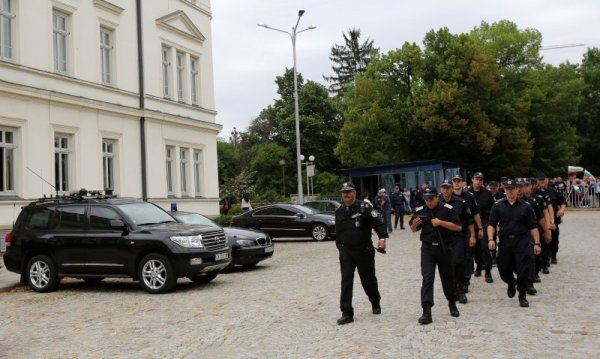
[488,198,537,238]
[456,190,480,217]
[410,203,461,243]
[469,187,495,221]
[547,187,566,221]
[439,195,474,239]
[522,195,544,221]
[335,200,388,250]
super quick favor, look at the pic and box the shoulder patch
[371,210,379,218]
[444,203,453,209]
[416,206,424,212]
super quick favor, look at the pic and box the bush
[214,214,234,227]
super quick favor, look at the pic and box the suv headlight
[236,239,256,247]
[328,220,335,225]
[171,235,204,248]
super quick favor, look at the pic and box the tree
[324,28,375,96]
[217,141,240,187]
[576,47,600,175]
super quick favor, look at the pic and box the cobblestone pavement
[0,211,599,358]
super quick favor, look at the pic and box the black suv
[3,190,231,294]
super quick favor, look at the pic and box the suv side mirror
[110,219,126,230]
[295,213,305,219]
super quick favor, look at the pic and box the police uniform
[546,184,566,263]
[335,182,388,324]
[518,178,544,295]
[439,180,474,304]
[410,187,462,324]
[487,179,539,307]
[468,172,495,282]
[453,185,479,289]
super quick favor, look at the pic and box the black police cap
[488,181,499,188]
[339,182,355,192]
[452,174,464,181]
[472,172,484,179]
[440,179,452,187]
[504,179,516,188]
[422,187,438,199]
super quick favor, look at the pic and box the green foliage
[324,28,376,96]
[576,48,600,175]
[314,171,346,198]
[217,141,240,186]
[213,214,233,227]
[219,168,256,203]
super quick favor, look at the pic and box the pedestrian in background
[391,185,409,230]
[241,193,252,213]
[335,182,388,325]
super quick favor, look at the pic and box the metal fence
[557,184,599,208]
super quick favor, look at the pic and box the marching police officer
[335,182,388,325]
[537,174,566,264]
[487,179,541,307]
[410,187,463,324]
[468,172,495,283]
[439,179,473,304]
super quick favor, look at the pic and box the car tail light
[230,217,237,225]
[5,232,11,247]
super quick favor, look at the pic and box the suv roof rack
[31,188,117,205]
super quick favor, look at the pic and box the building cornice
[93,0,124,15]
[177,0,212,19]
[156,10,206,44]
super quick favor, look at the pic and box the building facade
[0,0,221,226]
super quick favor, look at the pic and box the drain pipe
[136,0,147,201]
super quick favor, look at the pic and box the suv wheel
[138,253,176,294]
[311,224,329,241]
[188,271,218,284]
[26,255,59,292]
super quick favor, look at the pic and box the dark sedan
[171,211,274,272]
[303,200,342,215]
[230,204,335,241]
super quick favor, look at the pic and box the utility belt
[500,233,527,240]
[422,239,452,247]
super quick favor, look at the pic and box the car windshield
[291,204,319,215]
[175,213,219,228]
[117,203,176,226]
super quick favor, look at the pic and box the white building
[0,0,221,226]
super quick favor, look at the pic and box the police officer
[410,187,462,324]
[391,185,409,230]
[439,179,473,304]
[487,179,541,307]
[522,178,552,288]
[335,182,388,325]
[468,172,495,283]
[451,174,479,295]
[537,174,567,264]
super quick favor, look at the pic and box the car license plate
[264,246,274,253]
[215,252,229,261]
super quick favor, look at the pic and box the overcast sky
[210,0,599,140]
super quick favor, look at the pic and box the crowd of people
[334,172,568,326]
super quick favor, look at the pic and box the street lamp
[279,159,286,197]
[258,10,316,204]
[301,154,315,200]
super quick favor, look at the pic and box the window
[180,148,188,195]
[162,46,171,98]
[166,146,174,194]
[0,0,15,60]
[89,206,121,230]
[176,52,185,101]
[102,139,116,193]
[190,57,199,105]
[0,128,16,193]
[54,134,71,192]
[193,150,202,195]
[58,206,86,229]
[53,11,69,74]
[100,28,113,84]
[27,207,58,230]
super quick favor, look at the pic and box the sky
[210,0,600,140]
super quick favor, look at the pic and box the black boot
[551,257,557,265]
[449,301,460,317]
[507,283,516,298]
[474,266,482,277]
[418,305,432,325]
[337,313,354,325]
[542,266,550,274]
[372,302,381,315]
[527,284,537,295]
[534,274,541,283]
[485,269,493,283]
[458,290,468,304]
[519,291,529,307]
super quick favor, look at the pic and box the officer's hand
[534,244,541,256]
[469,236,476,247]
[550,223,556,231]
[477,229,484,240]
[488,241,496,251]
[431,218,441,227]
[377,239,386,250]
[558,210,565,217]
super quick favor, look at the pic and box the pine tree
[324,28,375,96]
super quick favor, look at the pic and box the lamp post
[279,159,286,197]
[301,154,315,200]
[258,10,316,204]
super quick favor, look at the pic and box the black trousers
[450,237,467,289]
[393,206,405,228]
[474,221,493,271]
[549,224,560,258]
[421,242,457,307]
[339,245,380,316]
[497,236,533,293]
